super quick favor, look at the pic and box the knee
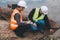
[40,20,44,24]
[30,24,37,31]
[37,20,45,25]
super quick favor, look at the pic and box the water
[0,0,60,24]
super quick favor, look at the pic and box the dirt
[0,20,44,40]
[0,20,60,40]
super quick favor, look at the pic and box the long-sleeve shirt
[28,8,51,29]
[14,13,27,26]
[14,13,31,33]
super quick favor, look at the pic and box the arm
[44,15,54,32]
[14,13,26,26]
[28,8,35,23]
[14,13,21,26]
[44,15,51,29]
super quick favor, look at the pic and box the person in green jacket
[28,6,54,32]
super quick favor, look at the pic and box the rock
[0,20,60,40]
[0,7,12,20]
[49,19,60,28]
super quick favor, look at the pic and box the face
[17,6,25,12]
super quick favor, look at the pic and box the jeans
[30,20,45,31]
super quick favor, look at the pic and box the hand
[33,23,37,27]
[50,29,54,33]
[27,21,31,24]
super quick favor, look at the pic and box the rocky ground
[0,20,44,40]
[0,20,60,40]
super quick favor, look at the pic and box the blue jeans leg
[36,20,45,30]
[30,24,37,31]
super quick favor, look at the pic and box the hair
[12,4,18,9]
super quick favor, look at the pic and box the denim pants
[30,20,45,31]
